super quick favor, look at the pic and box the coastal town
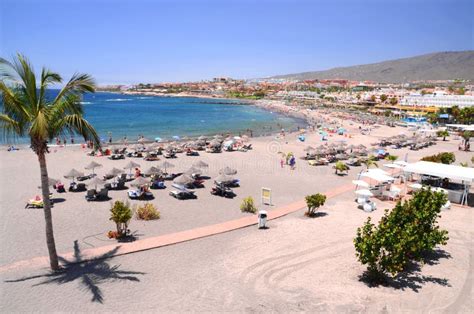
[100,77,474,122]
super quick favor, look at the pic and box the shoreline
[2,93,311,147]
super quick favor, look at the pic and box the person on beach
[280,158,284,168]
[135,167,142,178]
[289,156,296,170]
[63,137,67,146]
[71,137,74,144]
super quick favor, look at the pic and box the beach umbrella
[64,168,84,182]
[143,166,161,176]
[137,137,150,143]
[154,137,162,142]
[130,176,151,187]
[86,177,106,190]
[84,161,103,175]
[198,135,207,141]
[352,180,369,188]
[106,167,124,177]
[124,161,141,169]
[184,166,202,176]
[304,146,315,152]
[219,166,237,175]
[214,173,234,183]
[38,177,59,189]
[192,160,209,168]
[124,161,141,176]
[172,135,181,141]
[160,161,175,173]
[213,134,223,140]
[209,139,221,147]
[355,189,373,197]
[173,174,193,185]
[357,144,367,150]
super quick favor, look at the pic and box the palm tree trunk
[38,152,59,271]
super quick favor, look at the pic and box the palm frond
[39,67,62,103]
[11,53,38,110]
[53,114,100,147]
[52,73,96,106]
[0,57,20,83]
[0,113,22,140]
[29,109,50,140]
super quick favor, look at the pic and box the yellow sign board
[261,187,272,205]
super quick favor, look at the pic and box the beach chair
[85,189,97,201]
[96,188,109,200]
[25,197,44,208]
[76,183,87,192]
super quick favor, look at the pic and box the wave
[105,98,131,102]
[137,96,152,99]
[80,101,93,105]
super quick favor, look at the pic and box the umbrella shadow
[5,240,145,303]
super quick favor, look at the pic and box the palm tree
[362,155,378,169]
[437,130,449,141]
[0,54,100,271]
[385,154,398,163]
[334,161,349,175]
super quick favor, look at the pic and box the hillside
[270,51,474,83]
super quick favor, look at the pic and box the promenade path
[0,183,353,273]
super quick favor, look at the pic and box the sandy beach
[0,116,472,312]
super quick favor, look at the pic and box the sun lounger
[85,189,97,201]
[169,189,196,200]
[96,188,109,200]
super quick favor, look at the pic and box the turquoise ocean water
[3,92,306,144]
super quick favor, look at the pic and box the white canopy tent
[403,161,474,205]
[360,169,395,183]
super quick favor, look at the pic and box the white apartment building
[401,92,474,109]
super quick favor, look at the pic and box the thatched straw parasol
[84,161,103,175]
[143,166,162,176]
[214,173,234,183]
[86,177,106,190]
[219,166,237,175]
[160,161,175,173]
[64,169,84,182]
[184,166,202,176]
[173,174,193,185]
[130,176,151,187]
[192,160,209,168]
[106,167,124,177]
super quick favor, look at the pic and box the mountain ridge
[268,51,474,83]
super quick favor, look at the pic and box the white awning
[360,169,395,182]
[403,161,474,184]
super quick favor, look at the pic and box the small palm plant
[437,130,449,141]
[362,155,378,169]
[0,54,100,270]
[334,161,349,175]
[385,155,398,163]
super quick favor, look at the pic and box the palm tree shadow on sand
[5,240,145,303]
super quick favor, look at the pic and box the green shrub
[421,152,455,164]
[135,203,160,220]
[305,193,327,217]
[354,189,449,282]
[334,161,349,175]
[110,201,132,237]
[385,155,398,162]
[240,196,257,213]
[436,130,449,141]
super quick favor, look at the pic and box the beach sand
[0,120,472,312]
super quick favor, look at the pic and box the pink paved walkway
[0,183,353,273]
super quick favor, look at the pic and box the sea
[3,92,306,144]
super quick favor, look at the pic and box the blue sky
[1,0,472,84]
